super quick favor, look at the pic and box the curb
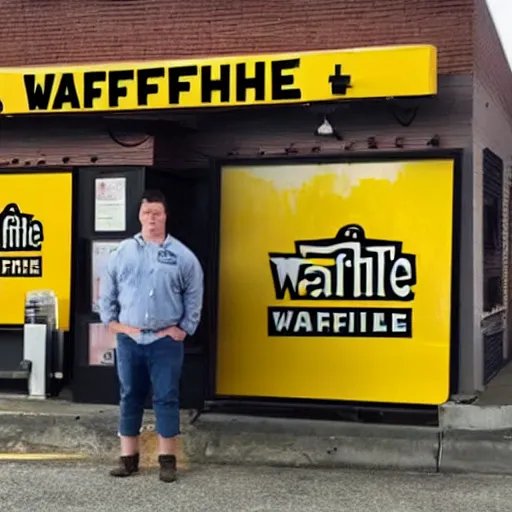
[183,414,439,472]
[0,411,120,460]
[440,429,512,474]
[1,405,512,475]
[0,410,440,472]
[439,402,512,431]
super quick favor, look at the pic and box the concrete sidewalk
[477,360,512,406]
[1,396,512,475]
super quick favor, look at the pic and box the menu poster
[89,323,116,366]
[94,177,126,232]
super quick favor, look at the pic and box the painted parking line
[0,453,87,461]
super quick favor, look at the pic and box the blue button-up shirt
[98,233,204,345]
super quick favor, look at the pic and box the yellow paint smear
[0,453,87,461]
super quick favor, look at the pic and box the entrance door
[72,166,214,410]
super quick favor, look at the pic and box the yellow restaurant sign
[216,159,454,405]
[0,45,437,115]
[0,172,72,330]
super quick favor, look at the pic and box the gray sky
[487,0,512,68]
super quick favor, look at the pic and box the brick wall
[0,0,472,74]
[473,0,512,119]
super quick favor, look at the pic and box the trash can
[23,290,58,399]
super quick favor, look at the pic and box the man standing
[99,189,204,482]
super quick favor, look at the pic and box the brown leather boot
[158,454,177,482]
[109,454,139,477]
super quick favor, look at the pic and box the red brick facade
[0,0,473,74]
[474,0,512,117]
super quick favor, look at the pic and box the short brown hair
[140,189,167,213]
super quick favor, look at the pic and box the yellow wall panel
[216,160,454,405]
[0,172,73,330]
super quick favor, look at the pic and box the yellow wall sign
[0,173,72,330]
[216,159,454,405]
[0,45,436,115]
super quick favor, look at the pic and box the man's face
[139,200,166,235]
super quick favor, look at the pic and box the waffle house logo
[268,225,417,338]
[0,203,44,277]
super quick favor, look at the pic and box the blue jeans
[116,333,184,438]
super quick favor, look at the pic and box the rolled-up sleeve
[98,249,120,326]
[179,254,204,336]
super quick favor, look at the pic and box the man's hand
[109,322,140,337]
[157,326,187,341]
[123,325,142,337]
